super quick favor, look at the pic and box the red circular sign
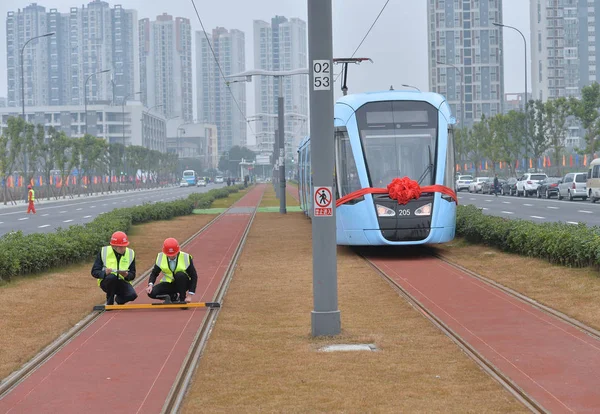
[314,187,332,207]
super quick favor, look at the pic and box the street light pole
[121,91,140,189]
[436,60,464,128]
[84,69,110,135]
[226,68,308,214]
[493,22,528,161]
[401,84,421,92]
[20,31,54,182]
[277,75,287,214]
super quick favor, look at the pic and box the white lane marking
[482,207,489,210]
[76,208,82,211]
[547,206,559,209]
[83,215,92,219]
[578,210,593,214]
[484,199,491,202]
[63,219,73,223]
[531,216,545,219]
[567,221,579,225]
[112,202,117,205]
[42,213,49,216]
[103,204,108,206]
[470,198,476,201]
[90,205,96,208]
[18,217,28,221]
[523,204,533,207]
[38,224,50,228]
[0,222,3,224]
[501,211,514,214]
[60,210,67,213]
[502,201,510,204]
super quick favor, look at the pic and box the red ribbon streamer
[336,177,458,207]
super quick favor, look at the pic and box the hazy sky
[0,0,530,143]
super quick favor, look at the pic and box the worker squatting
[91,231,198,305]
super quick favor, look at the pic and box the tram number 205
[398,209,411,216]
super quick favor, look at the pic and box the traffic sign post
[308,0,340,337]
[313,186,333,217]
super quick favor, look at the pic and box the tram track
[357,248,546,414]
[0,194,257,403]
[161,193,262,413]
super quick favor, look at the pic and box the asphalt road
[457,191,600,227]
[0,184,225,236]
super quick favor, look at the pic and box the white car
[468,177,489,193]
[196,179,207,187]
[455,175,473,192]
[516,173,547,197]
[179,179,189,187]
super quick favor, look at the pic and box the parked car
[516,173,548,197]
[197,178,207,187]
[536,177,561,198]
[468,177,489,193]
[455,175,473,192]
[501,177,518,196]
[558,172,587,201]
[482,178,506,194]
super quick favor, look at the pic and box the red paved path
[0,185,265,414]
[368,251,600,413]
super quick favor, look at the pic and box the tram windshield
[355,101,438,187]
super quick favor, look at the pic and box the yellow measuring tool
[93,302,220,311]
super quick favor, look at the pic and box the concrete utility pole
[308,0,340,337]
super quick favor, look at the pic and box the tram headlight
[376,204,395,217]
[414,203,432,216]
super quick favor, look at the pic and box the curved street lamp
[226,68,309,214]
[437,60,464,127]
[84,69,110,135]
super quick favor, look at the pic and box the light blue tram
[297,90,457,245]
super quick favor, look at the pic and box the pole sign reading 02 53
[312,60,331,91]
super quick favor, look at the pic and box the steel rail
[358,250,546,414]
[161,190,264,413]
[0,192,245,399]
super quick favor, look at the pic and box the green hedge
[456,205,600,268]
[0,184,246,281]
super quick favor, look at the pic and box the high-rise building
[6,1,139,108]
[140,13,193,122]
[196,27,246,154]
[253,16,308,160]
[530,0,600,102]
[427,0,505,127]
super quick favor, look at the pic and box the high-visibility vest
[156,252,191,283]
[98,246,135,286]
[28,189,35,201]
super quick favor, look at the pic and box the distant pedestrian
[26,184,36,214]
[91,231,138,305]
[493,174,499,197]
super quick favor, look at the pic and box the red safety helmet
[27,185,32,189]
[163,238,180,255]
[110,231,129,247]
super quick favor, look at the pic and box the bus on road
[182,170,197,186]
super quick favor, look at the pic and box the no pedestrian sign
[314,186,333,217]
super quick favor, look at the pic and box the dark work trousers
[100,274,138,305]
[148,272,190,302]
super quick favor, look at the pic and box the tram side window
[336,128,361,197]
[445,127,456,191]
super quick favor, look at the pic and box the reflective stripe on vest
[156,252,191,283]
[98,245,135,286]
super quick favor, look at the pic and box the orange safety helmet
[163,237,180,255]
[27,185,32,189]
[110,231,129,247]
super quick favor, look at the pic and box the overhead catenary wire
[189,0,255,136]
[334,0,391,84]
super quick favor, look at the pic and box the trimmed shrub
[456,205,600,268]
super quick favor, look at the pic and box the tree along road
[0,184,226,237]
